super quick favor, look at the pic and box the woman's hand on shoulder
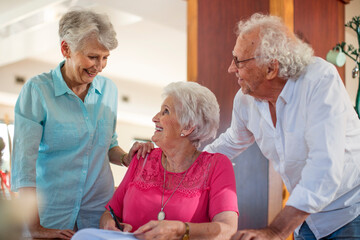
[126,141,154,164]
[133,220,185,240]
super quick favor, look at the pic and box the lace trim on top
[130,148,216,198]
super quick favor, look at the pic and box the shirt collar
[279,78,295,104]
[90,78,102,95]
[52,60,102,96]
[53,60,71,97]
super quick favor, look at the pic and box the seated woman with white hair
[99,81,239,239]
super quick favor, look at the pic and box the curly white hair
[236,13,314,79]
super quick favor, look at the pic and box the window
[0,122,13,199]
[0,122,14,172]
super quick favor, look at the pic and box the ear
[266,59,279,80]
[180,126,195,137]
[61,41,71,58]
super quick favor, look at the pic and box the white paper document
[71,228,137,240]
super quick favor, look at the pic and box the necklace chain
[158,150,197,220]
[160,160,188,210]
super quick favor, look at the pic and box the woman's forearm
[19,187,41,229]
[108,146,128,166]
[134,211,238,240]
[18,187,75,239]
[187,212,238,240]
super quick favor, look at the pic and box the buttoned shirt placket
[67,88,95,225]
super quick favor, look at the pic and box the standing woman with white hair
[11,9,152,239]
[98,81,238,240]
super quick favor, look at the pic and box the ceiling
[0,0,187,126]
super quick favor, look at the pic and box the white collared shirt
[205,57,360,239]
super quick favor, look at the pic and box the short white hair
[162,82,220,148]
[236,13,314,79]
[59,9,118,51]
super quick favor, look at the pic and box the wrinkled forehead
[234,31,259,57]
[162,95,180,111]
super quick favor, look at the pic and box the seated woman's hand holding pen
[99,209,132,232]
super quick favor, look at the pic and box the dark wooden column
[188,0,271,229]
[294,0,345,81]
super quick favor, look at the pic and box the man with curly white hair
[205,13,360,240]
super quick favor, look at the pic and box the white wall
[0,104,157,187]
[0,58,161,187]
[0,0,185,189]
[111,121,155,186]
[345,0,360,104]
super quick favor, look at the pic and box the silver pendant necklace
[157,151,197,220]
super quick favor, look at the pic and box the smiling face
[228,30,269,99]
[62,36,110,87]
[151,96,182,149]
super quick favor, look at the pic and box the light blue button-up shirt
[11,61,118,229]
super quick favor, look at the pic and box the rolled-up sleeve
[286,68,346,213]
[11,82,45,191]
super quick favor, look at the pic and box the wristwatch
[182,222,190,240]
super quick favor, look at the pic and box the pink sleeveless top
[106,148,238,231]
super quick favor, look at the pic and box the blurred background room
[0,0,187,187]
[0,0,359,239]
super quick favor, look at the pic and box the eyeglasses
[232,51,256,68]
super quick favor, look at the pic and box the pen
[108,205,124,231]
